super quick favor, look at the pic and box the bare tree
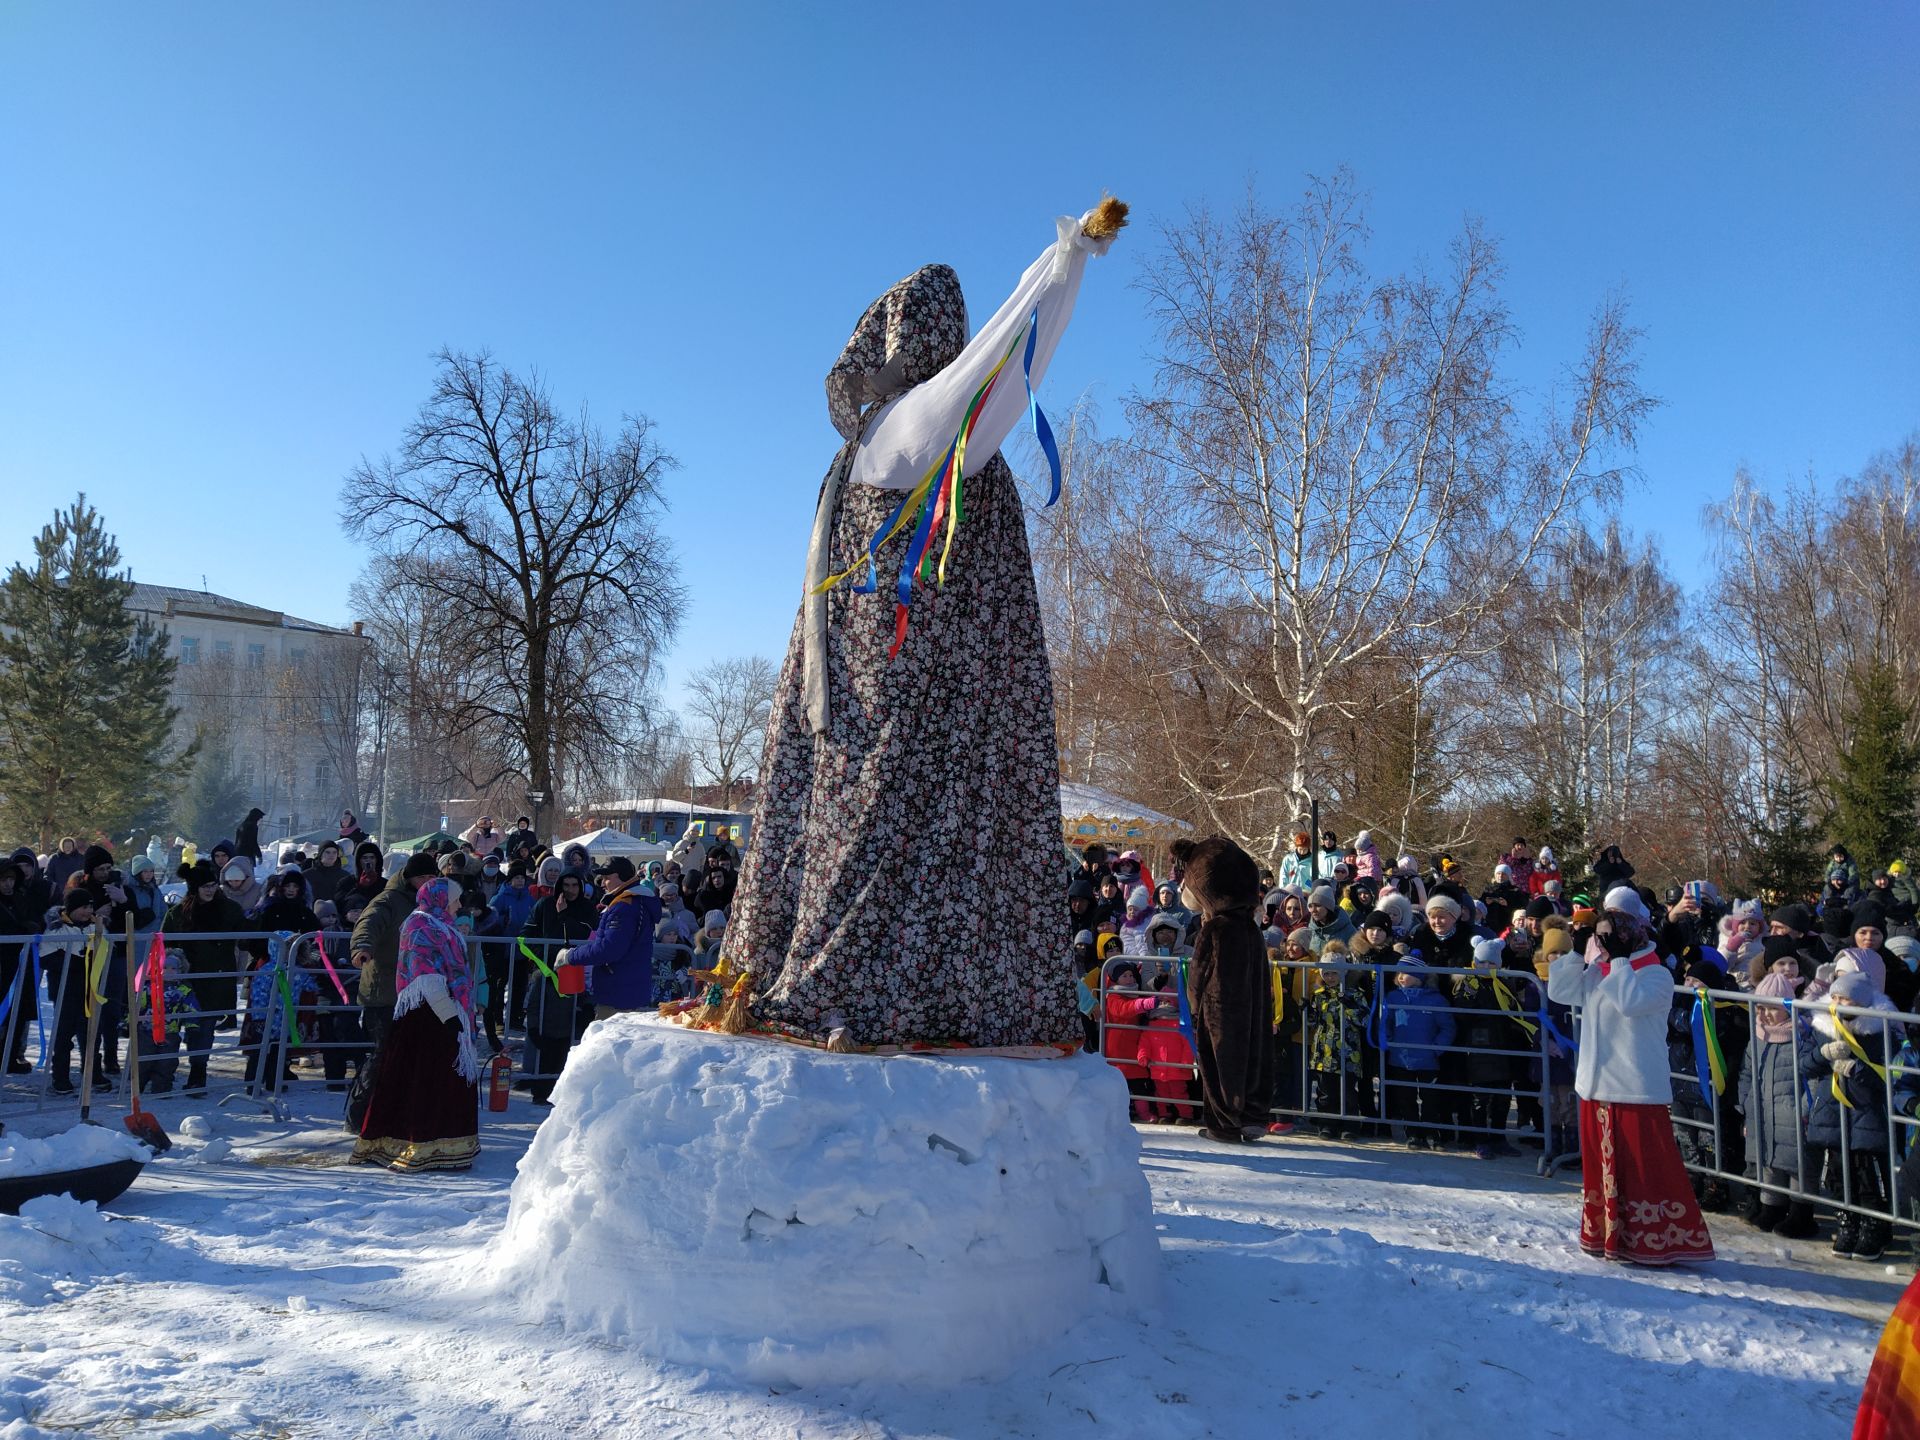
[1118,173,1654,865]
[1702,437,1920,817]
[341,351,683,822]
[683,656,777,809]
[1476,520,1684,846]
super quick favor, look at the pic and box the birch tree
[1121,173,1653,864]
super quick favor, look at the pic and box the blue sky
[3,3,1914,700]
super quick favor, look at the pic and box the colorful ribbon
[0,935,36,1045]
[1830,1001,1889,1110]
[813,306,1064,659]
[83,932,111,1019]
[267,934,301,1048]
[141,933,167,1044]
[306,930,351,1004]
[1692,992,1726,1097]
[519,936,562,994]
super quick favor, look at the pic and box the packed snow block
[490,1015,1161,1386]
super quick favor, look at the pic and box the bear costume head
[1178,835,1262,921]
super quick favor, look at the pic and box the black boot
[1854,1218,1892,1262]
[1700,1181,1732,1214]
[1832,1213,1860,1257]
[1749,1203,1786,1233]
[1774,1203,1819,1240]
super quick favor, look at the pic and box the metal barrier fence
[0,925,714,1130]
[1097,955,1920,1234]
[1665,984,1920,1233]
[1097,956,1572,1167]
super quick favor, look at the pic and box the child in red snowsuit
[1137,1010,1197,1122]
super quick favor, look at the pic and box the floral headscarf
[395,878,479,1081]
[824,264,969,442]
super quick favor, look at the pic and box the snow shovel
[122,921,171,1152]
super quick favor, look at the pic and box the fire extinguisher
[487,1052,513,1112]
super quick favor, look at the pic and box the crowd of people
[0,809,743,1172]
[8,809,1920,1256]
[1075,832,1920,1264]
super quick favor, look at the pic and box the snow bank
[0,1124,150,1178]
[485,1016,1161,1387]
[0,1196,162,1305]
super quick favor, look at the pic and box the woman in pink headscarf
[352,878,481,1173]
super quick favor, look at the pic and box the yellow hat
[1893,860,1908,876]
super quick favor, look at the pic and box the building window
[315,759,331,785]
[214,640,233,660]
[289,648,306,669]
[178,637,199,665]
[246,643,266,669]
[663,818,678,835]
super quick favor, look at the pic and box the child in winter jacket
[1804,969,1895,1260]
[1737,949,1817,1239]
[1382,956,1455,1148]
[135,948,204,1095]
[1304,949,1366,1138]
[1136,975,1198,1123]
[1102,959,1161,1122]
[1449,937,1533,1158]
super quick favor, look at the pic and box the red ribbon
[146,932,167,1043]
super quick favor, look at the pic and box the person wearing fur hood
[1547,885,1714,1266]
[1174,836,1274,1144]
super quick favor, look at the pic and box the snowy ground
[0,1088,1899,1439]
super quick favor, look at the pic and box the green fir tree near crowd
[0,497,189,850]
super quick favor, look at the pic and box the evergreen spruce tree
[0,497,187,848]
[1745,775,1824,906]
[1831,663,1920,874]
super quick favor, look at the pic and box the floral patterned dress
[723,261,1080,1049]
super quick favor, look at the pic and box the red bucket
[555,964,586,996]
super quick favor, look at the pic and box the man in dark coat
[345,851,440,1132]
[235,808,266,864]
[0,857,40,1071]
[1176,835,1274,1144]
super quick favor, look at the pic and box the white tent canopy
[1058,783,1185,830]
[548,828,671,862]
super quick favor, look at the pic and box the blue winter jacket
[490,885,537,935]
[566,887,663,1012]
[1383,985,1455,1073]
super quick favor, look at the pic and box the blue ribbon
[1173,958,1197,1053]
[1022,306,1063,507]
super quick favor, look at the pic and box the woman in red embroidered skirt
[1546,885,1714,1266]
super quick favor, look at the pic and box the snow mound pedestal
[488,1016,1161,1387]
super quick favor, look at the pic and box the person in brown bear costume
[1176,835,1275,1143]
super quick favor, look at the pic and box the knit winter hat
[1830,969,1874,1007]
[1602,886,1649,924]
[1835,947,1887,996]
[1361,909,1395,933]
[1773,903,1814,934]
[1424,895,1462,919]
[1754,972,1799,1041]
[1821,908,1854,940]
[1286,926,1312,951]
[1537,846,1556,868]
[1471,937,1505,971]
[1886,935,1920,964]
[1730,898,1764,926]
[1524,896,1556,921]
[1539,927,1575,958]
[1125,885,1152,915]
[1073,929,1096,948]
[128,855,155,876]
[1309,886,1338,912]
[82,844,113,872]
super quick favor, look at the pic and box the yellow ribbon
[83,932,111,1018]
[1830,1001,1890,1110]
[1490,975,1540,1040]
